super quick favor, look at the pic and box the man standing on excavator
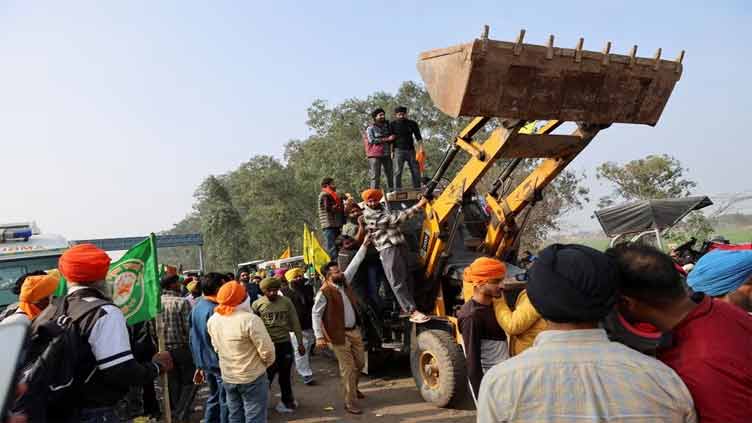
[361,188,430,324]
[391,106,423,190]
[366,108,395,192]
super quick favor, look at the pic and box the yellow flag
[279,246,291,259]
[303,224,311,264]
[308,229,331,275]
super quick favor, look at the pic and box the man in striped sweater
[360,188,429,324]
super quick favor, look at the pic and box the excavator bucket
[417,29,684,126]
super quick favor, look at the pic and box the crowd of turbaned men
[1,106,751,422]
[3,206,752,423]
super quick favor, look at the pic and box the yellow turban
[285,268,304,281]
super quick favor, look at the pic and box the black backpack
[13,289,111,421]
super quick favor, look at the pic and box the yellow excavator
[361,27,684,407]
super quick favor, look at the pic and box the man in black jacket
[391,106,423,190]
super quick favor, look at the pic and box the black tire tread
[411,329,467,407]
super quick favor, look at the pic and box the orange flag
[416,145,426,173]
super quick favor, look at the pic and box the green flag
[108,234,161,325]
[54,234,162,324]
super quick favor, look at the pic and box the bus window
[0,255,62,307]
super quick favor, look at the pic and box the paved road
[190,351,477,423]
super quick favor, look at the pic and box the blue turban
[687,249,752,296]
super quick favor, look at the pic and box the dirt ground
[190,352,476,423]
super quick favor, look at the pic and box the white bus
[0,222,69,307]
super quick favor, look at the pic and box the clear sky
[1,1,749,239]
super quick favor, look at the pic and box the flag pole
[152,233,172,423]
[156,317,172,423]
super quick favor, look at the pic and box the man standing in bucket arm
[208,281,275,423]
[312,237,370,415]
[477,244,697,423]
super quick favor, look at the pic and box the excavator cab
[404,27,684,407]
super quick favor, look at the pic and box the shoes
[275,402,295,413]
[345,404,363,415]
[357,390,365,399]
[409,311,431,324]
[303,375,316,385]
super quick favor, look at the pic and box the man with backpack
[15,243,173,422]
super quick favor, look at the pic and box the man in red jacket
[611,243,752,423]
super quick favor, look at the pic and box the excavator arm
[415,27,683,308]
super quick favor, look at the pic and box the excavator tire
[410,329,467,407]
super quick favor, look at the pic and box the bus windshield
[0,255,62,307]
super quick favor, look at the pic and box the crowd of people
[1,244,379,422]
[2,104,750,422]
[3,230,752,423]
[458,242,752,423]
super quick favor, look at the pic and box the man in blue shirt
[190,272,228,423]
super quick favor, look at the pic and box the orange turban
[463,257,507,285]
[361,188,383,202]
[59,244,111,283]
[18,274,60,320]
[215,281,247,316]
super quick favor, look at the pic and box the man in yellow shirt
[493,283,546,356]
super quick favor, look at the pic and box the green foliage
[163,81,590,269]
[596,154,709,244]
[665,211,714,246]
[157,213,202,270]
[195,175,250,270]
[596,154,696,207]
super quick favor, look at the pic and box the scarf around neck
[322,186,340,208]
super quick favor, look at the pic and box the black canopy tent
[594,196,713,247]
